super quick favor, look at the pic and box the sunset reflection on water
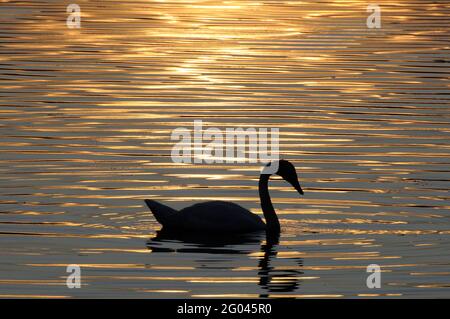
[0,0,449,298]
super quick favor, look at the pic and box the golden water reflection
[0,0,449,298]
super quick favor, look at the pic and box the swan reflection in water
[146,230,303,296]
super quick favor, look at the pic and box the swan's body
[145,200,265,233]
[145,160,303,234]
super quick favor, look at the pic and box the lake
[0,0,449,298]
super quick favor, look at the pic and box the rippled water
[1,0,449,298]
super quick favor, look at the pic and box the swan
[144,159,304,234]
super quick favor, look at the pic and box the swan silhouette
[144,159,303,234]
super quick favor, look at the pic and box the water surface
[0,0,449,298]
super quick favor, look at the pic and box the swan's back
[145,200,265,233]
[179,201,265,233]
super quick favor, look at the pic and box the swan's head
[263,159,304,195]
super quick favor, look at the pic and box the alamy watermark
[366,4,381,29]
[66,264,81,288]
[66,4,81,28]
[171,120,280,173]
[366,264,381,288]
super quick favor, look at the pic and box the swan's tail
[144,199,178,227]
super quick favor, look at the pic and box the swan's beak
[295,183,304,196]
[290,179,304,195]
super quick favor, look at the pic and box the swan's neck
[259,174,280,234]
